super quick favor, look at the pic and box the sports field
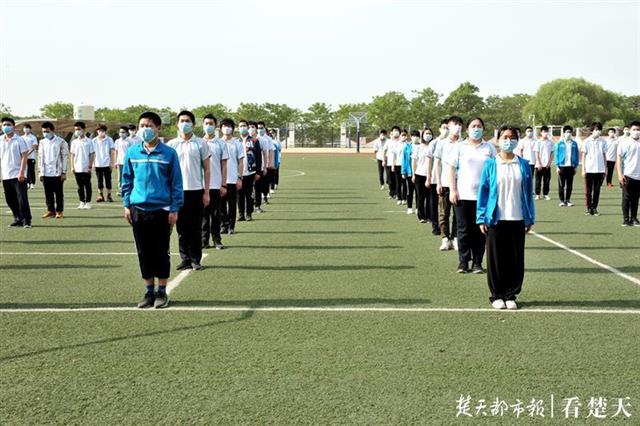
[1,155,639,424]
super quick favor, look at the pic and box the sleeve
[433,141,443,159]
[476,160,492,225]
[70,140,76,155]
[89,140,95,153]
[109,137,115,149]
[61,140,69,174]
[237,141,245,159]
[200,140,211,160]
[19,137,29,154]
[169,150,184,212]
[121,152,133,208]
[221,142,229,160]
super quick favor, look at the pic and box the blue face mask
[2,125,13,135]
[204,124,216,135]
[178,122,193,134]
[501,139,518,153]
[258,128,266,136]
[44,131,54,140]
[139,127,155,142]
[469,127,483,140]
[239,127,249,136]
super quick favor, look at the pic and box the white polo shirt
[581,137,607,173]
[92,136,115,168]
[258,135,274,168]
[115,137,132,165]
[618,137,640,180]
[167,135,211,191]
[496,155,524,221]
[516,137,536,165]
[0,134,29,180]
[70,137,95,173]
[605,138,619,162]
[39,136,68,177]
[23,133,38,160]
[430,138,444,185]
[435,137,458,188]
[204,137,229,190]
[533,138,554,168]
[383,138,397,164]
[411,143,431,176]
[224,138,245,184]
[373,138,385,161]
[445,139,496,201]
[563,139,573,167]
[393,139,405,167]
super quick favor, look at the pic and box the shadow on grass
[256,217,385,222]
[1,239,131,245]
[521,299,640,309]
[228,244,403,250]
[240,230,395,235]
[216,265,415,272]
[0,264,121,270]
[275,202,378,205]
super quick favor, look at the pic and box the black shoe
[137,292,155,309]
[585,209,592,216]
[247,215,253,221]
[23,223,32,229]
[471,264,484,274]
[153,292,169,309]
[431,229,440,236]
[622,220,631,227]
[592,209,600,217]
[229,228,235,235]
[632,218,640,227]
[176,259,192,271]
[8,220,22,227]
[192,262,202,271]
[456,262,468,273]
[220,227,228,234]
[214,240,225,250]
[238,216,246,222]
[202,242,212,249]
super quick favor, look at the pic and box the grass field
[1,154,639,424]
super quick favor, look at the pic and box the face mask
[178,122,193,134]
[379,135,386,140]
[411,136,419,144]
[501,139,518,153]
[541,131,548,138]
[423,134,433,143]
[564,132,572,141]
[204,124,216,135]
[440,128,448,137]
[139,127,155,142]
[526,131,533,138]
[97,131,105,138]
[258,128,266,136]
[222,126,233,136]
[249,128,257,136]
[469,127,483,140]
[631,130,640,140]
[129,130,136,137]
[608,133,616,138]
[74,130,83,138]
[2,125,13,135]
[119,131,128,139]
[24,128,31,134]
[624,130,631,137]
[239,127,249,136]
[592,130,601,138]
[43,131,54,140]
[449,124,461,136]
[391,131,399,138]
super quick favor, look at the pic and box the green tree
[262,103,301,129]
[368,91,410,131]
[0,103,12,116]
[300,102,334,146]
[408,88,442,130]
[40,102,74,119]
[191,104,233,123]
[484,94,531,132]
[441,82,484,120]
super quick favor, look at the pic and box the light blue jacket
[554,139,579,168]
[476,156,535,227]
[401,143,413,177]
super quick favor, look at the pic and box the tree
[484,94,531,132]
[300,102,334,146]
[408,88,442,130]
[191,104,234,123]
[40,102,74,119]
[441,82,484,120]
[235,103,271,123]
[262,103,301,129]
[368,91,410,131]
[0,103,12,116]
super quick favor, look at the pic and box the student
[0,117,32,228]
[554,125,580,207]
[38,121,68,219]
[622,125,631,139]
[394,129,408,205]
[401,130,417,214]
[21,124,38,189]
[220,118,244,234]
[201,114,228,250]
[604,127,619,188]
[412,128,432,222]
[616,121,640,227]
[435,116,462,250]
[581,122,607,216]
[477,126,535,310]
[92,124,115,202]
[167,110,211,271]
[426,120,448,235]
[533,125,554,200]
[239,120,263,221]
[270,130,281,191]
[122,111,183,309]
[373,129,387,190]
[257,121,274,205]
[515,126,537,176]
[382,126,400,199]
[446,117,496,274]
[69,121,95,210]
[115,126,132,196]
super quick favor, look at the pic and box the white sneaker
[544,195,551,201]
[534,195,540,200]
[77,202,85,209]
[397,200,402,205]
[380,185,384,190]
[505,300,518,310]
[566,201,574,207]
[559,202,566,207]
[439,238,450,251]
[83,202,92,210]
[274,185,278,190]
[452,238,458,251]
[270,189,275,194]
[402,200,407,205]
[492,299,506,310]
[407,208,413,214]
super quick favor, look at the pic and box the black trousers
[606,161,616,185]
[261,169,271,198]
[429,185,439,233]
[176,190,204,263]
[74,172,92,203]
[557,166,575,203]
[396,169,406,201]
[202,189,222,245]
[376,160,385,186]
[486,220,525,302]
[405,176,415,208]
[386,166,396,198]
[27,159,36,185]
[534,167,551,196]
[270,168,280,189]
[454,199,486,265]
[584,173,604,210]
[42,176,64,212]
[254,175,263,208]
[238,175,255,217]
[131,208,171,280]
[438,187,456,239]
[414,174,428,220]
[221,183,238,230]
[622,176,640,221]
[95,166,112,190]
[2,178,31,223]
[118,165,125,191]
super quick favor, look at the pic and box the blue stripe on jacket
[554,139,579,168]
[476,156,535,227]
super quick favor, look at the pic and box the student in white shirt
[201,114,228,250]
[515,126,537,175]
[92,124,116,202]
[21,123,38,189]
[394,129,408,205]
[604,127,619,188]
[115,126,132,196]
[435,116,462,250]
[580,122,608,216]
[412,128,433,223]
[382,126,401,199]
[241,121,264,220]
[247,122,265,212]
[616,120,640,226]
[373,129,388,190]
[257,121,274,204]
[425,120,448,236]
[533,125,554,200]
[167,110,211,271]
[1,117,32,227]
[447,116,497,274]
[219,118,245,234]
[38,121,68,218]
[69,121,95,209]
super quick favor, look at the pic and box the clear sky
[1,0,638,117]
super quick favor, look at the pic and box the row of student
[372,117,640,310]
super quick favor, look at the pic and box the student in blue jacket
[477,126,535,310]
[554,125,580,207]
[121,111,184,309]
[401,130,418,214]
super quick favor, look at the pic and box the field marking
[0,306,639,314]
[0,252,179,256]
[280,169,305,178]
[531,231,640,287]
[166,253,209,295]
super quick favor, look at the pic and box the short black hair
[248,121,258,127]
[410,130,420,137]
[128,124,137,131]
[467,117,485,128]
[256,121,266,127]
[379,129,387,134]
[525,126,533,131]
[177,110,195,123]
[23,123,32,129]
[440,119,449,126]
[238,119,249,126]
[590,122,603,131]
[629,120,640,128]
[203,114,218,125]
[623,125,630,129]
[74,121,86,129]
[423,127,433,133]
[42,121,55,131]
[220,118,235,130]
[607,127,616,133]
[498,126,520,140]
[540,125,549,132]
[96,124,107,132]
[448,115,464,126]
[120,125,129,132]
[562,125,573,133]
[139,111,162,127]
[1,117,15,125]
[391,125,401,132]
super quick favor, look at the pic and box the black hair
[128,124,137,131]
[467,117,484,128]
[410,130,420,137]
[256,121,266,127]
[448,115,464,126]
[562,125,573,133]
[525,126,533,131]
[606,127,616,133]
[1,117,15,125]
[96,124,108,132]
[23,123,31,129]
[220,118,235,130]
[629,120,640,128]
[498,126,520,140]
[540,125,549,132]
[391,125,401,132]
[203,114,218,125]
[120,125,129,132]
[238,119,249,126]
[41,121,55,131]
[400,128,408,135]
[74,121,86,129]
[138,111,162,127]
[379,129,387,134]
[623,124,630,129]
[590,122,603,131]
[177,110,195,123]
[248,121,258,128]
[423,127,433,134]
[440,119,449,126]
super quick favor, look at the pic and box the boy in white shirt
[201,114,228,250]
[533,125,554,200]
[580,122,607,216]
[92,124,115,202]
[515,126,537,175]
[617,120,640,226]
[69,121,95,209]
[1,117,32,227]
[604,127,619,188]
[373,129,387,190]
[21,123,38,189]
[115,126,132,196]
[219,118,245,234]
[382,126,401,199]
[38,121,68,218]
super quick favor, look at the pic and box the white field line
[0,252,179,256]
[166,253,208,295]
[280,169,305,178]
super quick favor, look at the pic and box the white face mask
[564,132,572,141]
[391,131,400,138]
[592,130,601,138]
[631,129,640,140]
[23,128,31,134]
[448,124,461,136]
[526,130,533,138]
[73,130,83,138]
[222,126,233,136]
[423,133,433,142]
[624,129,630,136]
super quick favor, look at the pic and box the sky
[1,0,638,117]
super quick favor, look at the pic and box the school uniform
[70,136,95,203]
[516,137,537,175]
[202,137,229,247]
[0,133,32,225]
[271,140,281,189]
[373,137,386,186]
[428,139,442,234]
[258,135,274,202]
[115,136,134,192]
[167,135,211,265]
[22,133,38,186]
[533,137,554,196]
[92,136,115,192]
[412,142,431,221]
[618,136,640,224]
[604,137,619,186]
[239,136,262,219]
[581,136,607,213]
[38,135,68,213]
[394,140,406,201]
[554,138,580,204]
[121,141,183,280]
[477,155,535,302]
[221,138,245,232]
[435,137,458,240]
[401,142,415,208]
[383,138,398,198]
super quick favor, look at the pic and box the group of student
[373,117,640,310]
[0,112,282,309]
